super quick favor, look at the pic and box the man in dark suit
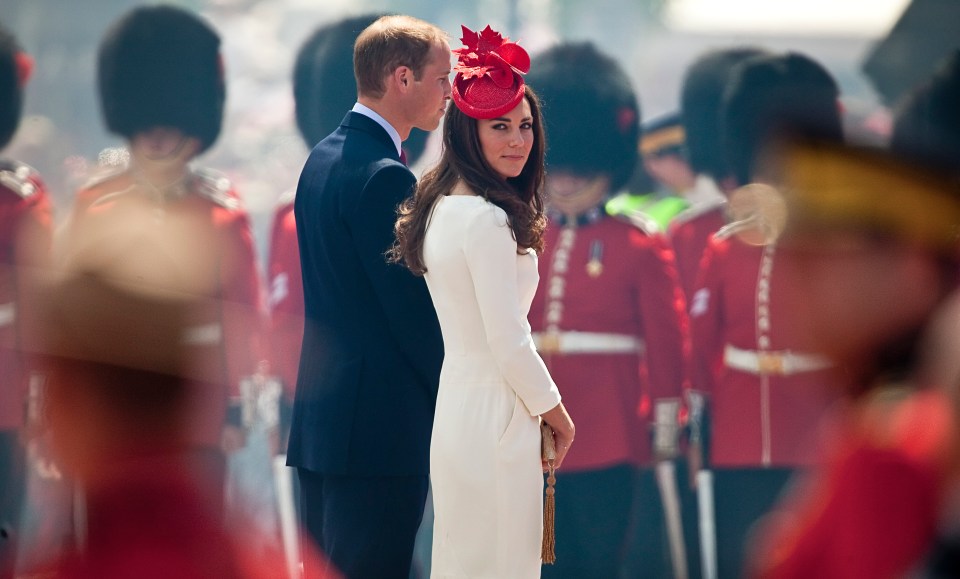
[287,15,449,579]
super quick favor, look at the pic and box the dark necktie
[399,149,408,166]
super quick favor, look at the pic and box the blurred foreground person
[0,22,53,579]
[526,42,689,578]
[64,5,265,514]
[24,212,336,579]
[752,51,960,579]
[749,140,960,579]
[689,52,845,579]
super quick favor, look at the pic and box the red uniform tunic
[68,169,264,447]
[30,451,340,579]
[265,192,303,402]
[667,181,726,300]
[690,228,839,468]
[0,160,53,431]
[751,388,956,579]
[529,208,689,469]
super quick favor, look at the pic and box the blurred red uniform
[751,388,955,579]
[690,232,838,469]
[265,191,302,412]
[33,454,330,579]
[0,160,52,433]
[667,197,725,301]
[68,169,264,449]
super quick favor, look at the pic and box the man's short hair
[353,15,447,100]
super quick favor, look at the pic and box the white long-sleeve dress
[423,188,562,579]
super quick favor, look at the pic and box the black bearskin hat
[293,14,428,164]
[98,6,224,153]
[680,47,768,182]
[721,52,842,186]
[527,42,640,192]
[891,50,960,178]
[0,23,25,150]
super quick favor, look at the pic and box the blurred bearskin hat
[721,52,842,186]
[0,22,25,150]
[527,42,640,192]
[98,5,224,153]
[680,47,768,182]
[294,14,428,164]
[891,50,960,178]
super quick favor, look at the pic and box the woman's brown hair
[390,85,547,275]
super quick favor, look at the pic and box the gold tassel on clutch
[541,421,557,564]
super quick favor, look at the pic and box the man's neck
[130,157,191,195]
[357,95,410,141]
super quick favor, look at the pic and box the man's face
[407,41,451,132]
[130,127,201,167]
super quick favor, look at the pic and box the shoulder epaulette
[613,210,660,236]
[0,159,40,199]
[192,168,242,211]
[671,197,726,227]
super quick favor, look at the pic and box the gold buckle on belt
[757,352,785,375]
[539,332,561,355]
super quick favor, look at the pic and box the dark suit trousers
[298,468,428,579]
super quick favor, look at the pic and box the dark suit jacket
[288,111,443,476]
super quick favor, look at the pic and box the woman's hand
[540,401,575,471]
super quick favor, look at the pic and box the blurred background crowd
[0,0,922,251]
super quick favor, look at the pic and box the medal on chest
[586,239,604,278]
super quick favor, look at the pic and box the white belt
[533,331,645,355]
[0,302,14,328]
[723,344,831,376]
[183,323,223,346]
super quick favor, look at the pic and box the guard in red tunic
[689,52,846,579]
[64,5,264,509]
[668,48,769,302]
[526,43,689,579]
[0,23,53,579]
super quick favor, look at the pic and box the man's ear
[392,66,412,93]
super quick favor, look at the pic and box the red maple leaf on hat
[453,25,530,87]
[451,24,530,119]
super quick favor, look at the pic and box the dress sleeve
[463,205,561,416]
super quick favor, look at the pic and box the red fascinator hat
[452,25,530,119]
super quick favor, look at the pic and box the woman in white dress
[391,25,575,578]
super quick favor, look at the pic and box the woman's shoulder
[441,182,509,226]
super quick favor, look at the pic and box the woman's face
[477,97,534,180]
